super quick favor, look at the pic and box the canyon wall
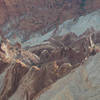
[0,0,100,43]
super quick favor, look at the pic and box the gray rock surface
[36,53,100,100]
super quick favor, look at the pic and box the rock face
[0,1,100,99]
[36,53,100,100]
[0,29,100,100]
[0,0,100,43]
[12,9,100,48]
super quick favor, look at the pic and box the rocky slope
[36,53,100,100]
[22,9,100,48]
[0,29,100,100]
[0,0,100,100]
[0,0,100,44]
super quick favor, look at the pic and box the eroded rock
[0,29,100,100]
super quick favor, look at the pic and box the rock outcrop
[36,53,100,100]
[0,29,100,100]
[0,1,100,100]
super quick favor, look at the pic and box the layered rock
[0,0,100,43]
